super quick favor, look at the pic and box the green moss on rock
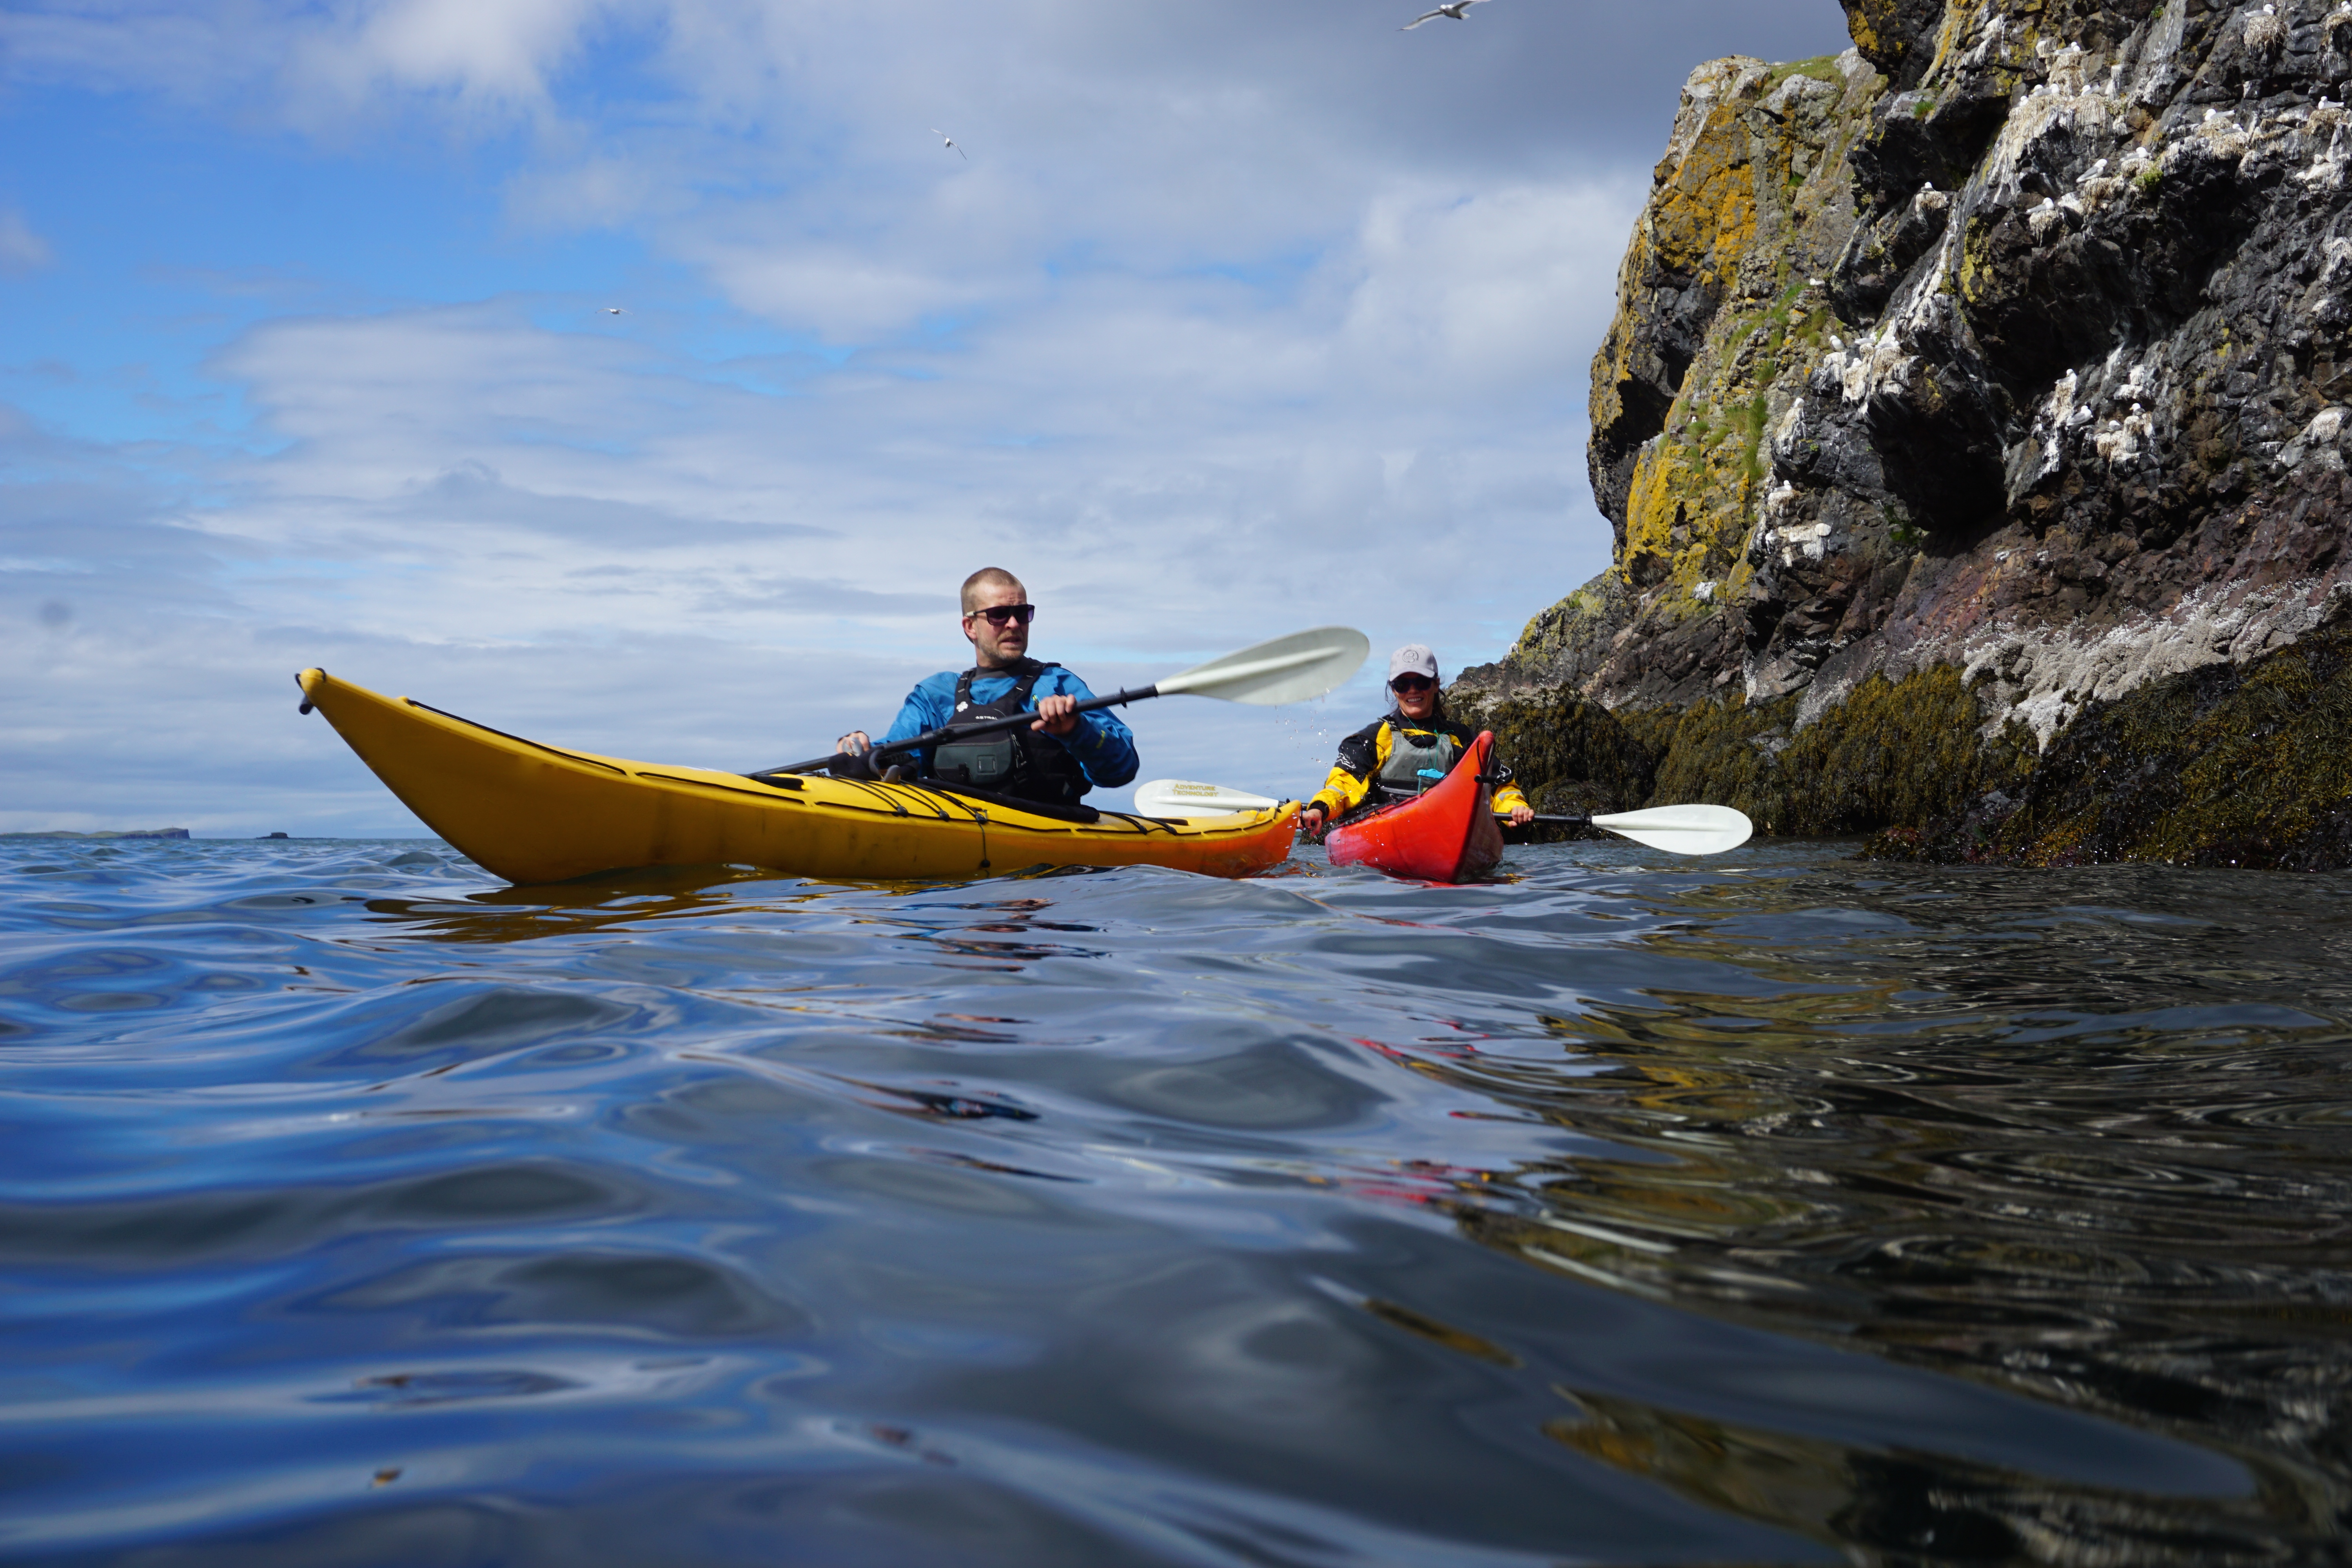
[1869,613,2352,869]
[1782,668,2036,833]
[1464,663,2031,841]
[1477,689,1659,840]
[1625,691,1800,827]
[1628,665,2031,835]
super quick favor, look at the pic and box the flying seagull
[1401,0,1487,27]
[603,306,626,315]
[931,128,967,160]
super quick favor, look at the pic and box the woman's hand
[1508,803,1534,826]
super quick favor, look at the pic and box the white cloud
[3,0,640,127]
[694,245,997,344]
[0,209,54,274]
[341,0,618,102]
[1336,183,1641,396]
[0,3,272,102]
[177,161,1633,654]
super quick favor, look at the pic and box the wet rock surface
[1461,0,2352,862]
[1870,595,2352,866]
[1450,686,1659,841]
[1466,664,2038,838]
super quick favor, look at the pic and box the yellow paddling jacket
[1307,710,1530,821]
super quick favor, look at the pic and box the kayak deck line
[404,697,632,777]
[635,771,824,806]
[898,779,1188,837]
[297,668,1298,886]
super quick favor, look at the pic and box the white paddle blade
[1132,779,1283,818]
[1590,804,1753,856]
[1154,626,1370,705]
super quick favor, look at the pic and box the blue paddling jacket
[882,660,1138,801]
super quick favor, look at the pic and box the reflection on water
[1425,866,2352,1562]
[0,837,2346,1564]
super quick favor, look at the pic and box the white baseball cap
[1387,644,1439,684]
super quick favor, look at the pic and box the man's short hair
[961,567,1026,614]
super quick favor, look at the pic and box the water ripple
[1,837,2345,1564]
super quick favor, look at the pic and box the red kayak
[1324,730,1505,883]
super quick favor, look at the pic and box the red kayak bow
[1324,730,1505,884]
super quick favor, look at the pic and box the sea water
[2,836,2346,1565]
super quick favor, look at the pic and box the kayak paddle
[751,625,1371,780]
[1136,781,1753,855]
[1527,804,1753,855]
[1132,780,1284,817]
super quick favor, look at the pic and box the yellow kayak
[297,668,1300,885]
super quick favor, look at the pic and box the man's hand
[837,730,871,756]
[1298,804,1328,838]
[1031,694,1080,737]
[1507,803,1534,826]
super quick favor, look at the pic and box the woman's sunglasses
[1390,673,1436,693]
[966,604,1036,626]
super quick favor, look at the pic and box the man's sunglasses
[1390,673,1436,693]
[966,604,1036,627]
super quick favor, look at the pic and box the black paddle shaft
[748,685,1159,780]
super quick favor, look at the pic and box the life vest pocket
[933,733,1018,788]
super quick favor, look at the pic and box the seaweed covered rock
[1869,593,2352,866]
[1449,662,2033,837]
[1630,664,2033,834]
[1452,686,1659,835]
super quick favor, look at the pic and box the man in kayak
[834,568,1139,806]
[1296,643,1534,837]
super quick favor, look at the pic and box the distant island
[1,828,191,840]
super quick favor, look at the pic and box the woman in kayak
[834,567,1138,806]
[1297,644,1534,839]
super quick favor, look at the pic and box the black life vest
[924,661,1094,806]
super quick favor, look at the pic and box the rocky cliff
[1458,0,2352,861]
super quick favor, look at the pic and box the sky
[0,0,1853,836]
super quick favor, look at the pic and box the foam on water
[2,837,2346,1565]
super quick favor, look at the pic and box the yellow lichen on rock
[1562,50,1883,700]
[1635,70,1763,279]
[1621,407,1756,601]
[1842,0,1896,64]
[1586,57,1772,494]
